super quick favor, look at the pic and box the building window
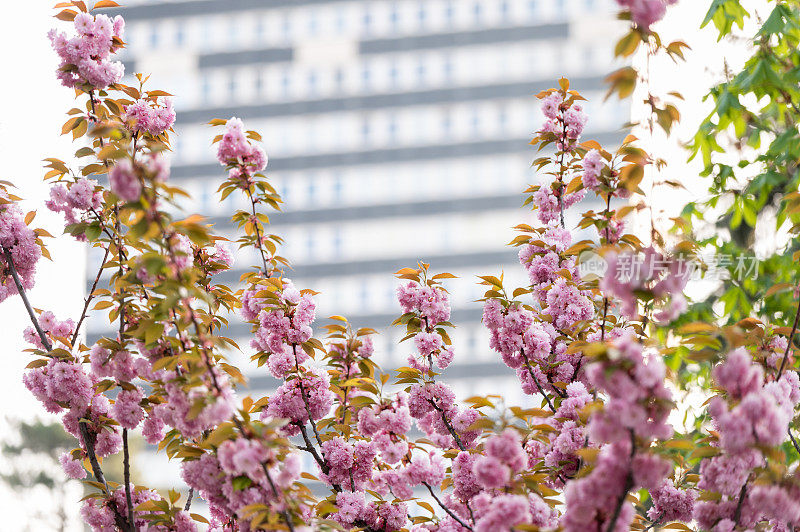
[228,74,236,97]
[361,118,370,143]
[254,18,264,43]
[443,55,454,84]
[332,228,342,258]
[228,19,238,46]
[362,10,372,35]
[387,115,397,142]
[308,70,318,96]
[500,0,511,22]
[416,60,425,86]
[332,173,343,201]
[306,233,315,260]
[528,0,538,17]
[281,70,291,97]
[200,75,211,103]
[444,2,455,27]
[308,12,318,35]
[281,14,291,43]
[389,63,399,88]
[471,110,480,135]
[418,4,426,27]
[175,23,184,46]
[473,2,483,24]
[334,68,344,92]
[335,8,346,31]
[389,4,399,33]
[361,65,371,91]
[442,111,452,136]
[149,25,159,48]
[254,71,263,96]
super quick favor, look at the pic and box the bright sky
[0,2,86,528]
[0,0,756,529]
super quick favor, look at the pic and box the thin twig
[733,480,748,525]
[184,487,194,511]
[122,429,136,531]
[605,432,636,532]
[520,348,556,412]
[71,245,110,345]
[3,247,52,351]
[79,422,130,530]
[790,427,800,455]
[777,295,800,378]
[292,346,324,448]
[423,482,473,530]
[261,464,296,532]
[428,399,466,451]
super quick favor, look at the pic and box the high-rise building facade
[92,0,627,415]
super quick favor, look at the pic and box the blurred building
[93,0,627,413]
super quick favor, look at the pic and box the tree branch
[261,463,295,532]
[520,348,556,412]
[71,245,110,345]
[423,482,473,530]
[122,428,136,531]
[605,432,636,532]
[79,421,131,530]
[777,294,800,379]
[3,247,52,351]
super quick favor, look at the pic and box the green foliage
[682,0,800,327]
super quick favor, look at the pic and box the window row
[171,95,626,163]
[175,153,532,215]
[210,210,524,269]
[182,43,613,108]
[122,0,615,54]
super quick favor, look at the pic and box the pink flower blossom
[109,159,142,202]
[60,452,86,479]
[123,98,176,136]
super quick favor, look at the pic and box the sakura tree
[3,0,800,531]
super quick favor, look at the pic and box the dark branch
[3,247,52,351]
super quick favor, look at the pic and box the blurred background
[0,0,731,528]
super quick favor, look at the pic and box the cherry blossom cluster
[562,333,676,531]
[23,350,123,466]
[0,191,41,302]
[48,12,124,89]
[216,117,268,183]
[109,153,169,202]
[265,368,333,435]
[616,0,678,30]
[399,276,480,450]
[23,311,75,350]
[600,247,691,322]
[539,91,588,152]
[333,491,408,532]
[397,279,454,371]
[483,299,574,395]
[180,437,301,529]
[82,484,197,532]
[357,393,412,464]
[45,177,102,228]
[445,430,559,531]
[525,381,593,481]
[694,348,800,530]
[122,97,176,137]
[246,278,316,378]
[531,89,588,225]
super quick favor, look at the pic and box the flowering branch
[2,247,51,351]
